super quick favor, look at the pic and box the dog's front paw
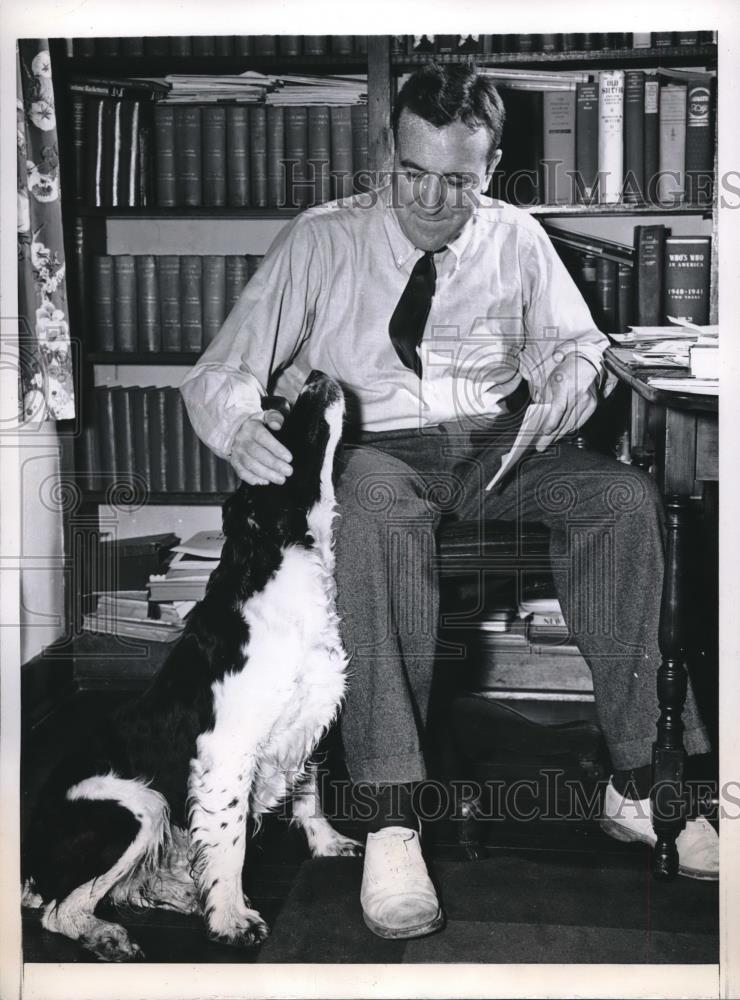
[81,924,145,962]
[207,907,270,949]
[314,832,364,858]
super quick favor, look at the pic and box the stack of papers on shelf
[82,590,192,642]
[156,72,279,102]
[266,74,367,105]
[147,530,224,602]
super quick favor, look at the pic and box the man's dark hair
[392,62,506,162]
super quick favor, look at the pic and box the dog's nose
[305,370,327,386]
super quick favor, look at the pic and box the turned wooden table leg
[651,495,689,880]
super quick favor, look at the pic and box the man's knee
[336,446,433,525]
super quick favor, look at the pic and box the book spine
[179,255,203,352]
[249,105,268,208]
[130,386,152,491]
[225,255,249,313]
[202,105,227,207]
[121,37,145,57]
[113,255,138,351]
[135,255,161,352]
[115,99,136,208]
[633,225,667,326]
[100,99,117,207]
[165,387,186,492]
[202,256,226,346]
[174,105,203,206]
[651,31,675,48]
[96,386,117,478]
[110,99,123,207]
[575,82,599,203]
[254,36,277,56]
[332,35,354,56]
[622,70,645,203]
[226,105,250,207]
[266,105,285,207]
[350,104,369,192]
[308,105,332,205]
[154,104,176,207]
[182,393,202,491]
[192,36,216,57]
[685,77,715,206]
[597,70,624,204]
[214,35,235,57]
[330,105,354,199]
[643,75,660,204]
[80,422,102,492]
[246,255,262,280]
[284,106,309,208]
[658,83,687,205]
[111,386,134,480]
[216,454,238,493]
[303,36,328,55]
[69,92,86,203]
[542,89,576,205]
[138,119,152,207]
[92,255,115,352]
[279,36,302,57]
[616,261,634,333]
[98,37,120,57]
[144,36,170,57]
[662,237,711,324]
[595,257,617,331]
[169,36,192,57]
[200,438,219,493]
[158,256,182,351]
[85,98,103,206]
[234,36,254,57]
[577,254,599,318]
[147,388,168,492]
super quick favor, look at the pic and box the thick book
[616,261,634,333]
[174,104,203,206]
[80,422,102,492]
[98,98,118,206]
[226,105,250,207]
[249,105,268,208]
[154,104,176,207]
[303,36,328,56]
[200,439,219,494]
[622,70,645,203]
[308,105,332,205]
[165,387,187,492]
[542,89,576,205]
[235,36,254,57]
[225,255,249,312]
[279,36,302,57]
[92,255,115,352]
[182,400,202,492]
[577,254,599,319]
[192,36,217,57]
[202,105,227,207]
[157,256,182,351]
[130,386,153,490]
[254,35,277,56]
[147,388,168,492]
[685,76,715,206]
[69,92,86,202]
[95,386,117,477]
[121,37,145,57]
[494,88,543,205]
[135,255,161,352]
[144,36,170,57]
[179,255,203,352]
[597,70,624,204]
[332,36,354,56]
[285,106,309,209]
[119,99,142,208]
[575,82,599,204]
[643,75,660,204]
[330,105,354,199]
[651,31,675,48]
[662,236,711,325]
[658,82,687,205]
[202,256,226,346]
[111,387,135,481]
[633,225,669,326]
[215,35,235,57]
[217,454,238,493]
[169,36,193,57]
[595,257,618,332]
[113,255,138,351]
[350,104,369,192]
[266,105,285,206]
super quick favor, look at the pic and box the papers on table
[485,404,550,491]
[647,377,718,396]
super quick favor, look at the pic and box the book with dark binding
[111,387,135,482]
[633,224,669,326]
[192,36,217,57]
[616,261,634,333]
[595,257,618,332]
[138,119,153,207]
[677,30,699,46]
[226,105,250,207]
[285,106,309,209]
[622,70,645,203]
[643,74,660,204]
[97,38,121,57]
[279,36,302,57]
[266,105,285,206]
[92,255,115,352]
[225,255,249,313]
[308,105,331,205]
[350,104,369,193]
[202,256,227,346]
[215,35,235,57]
[169,36,193,57]
[200,439,219,494]
[121,37,145,57]
[246,255,262,280]
[234,37,254,57]
[202,105,227,207]
[182,400,202,492]
[69,92,87,203]
[175,105,203,206]
[662,236,711,325]
[135,255,161,352]
[216,454,237,493]
[575,81,599,204]
[542,89,576,205]
[112,255,138,351]
[154,103,176,207]
[130,386,153,491]
[685,76,715,206]
[303,36,328,55]
[254,36,277,57]
[144,36,170,57]
[332,36,354,56]
[577,254,599,319]
[658,81,687,206]
[330,105,354,199]
[249,105,268,208]
[147,388,168,492]
[158,256,182,351]
[165,387,187,492]
[580,33,603,51]
[651,31,675,48]
[95,386,117,477]
[79,422,103,492]
[492,88,543,206]
[73,38,97,58]
[68,76,170,100]
[180,255,203,353]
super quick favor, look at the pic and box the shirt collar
[379,183,477,273]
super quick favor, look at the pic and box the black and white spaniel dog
[22,370,360,961]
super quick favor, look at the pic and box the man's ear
[484,148,504,189]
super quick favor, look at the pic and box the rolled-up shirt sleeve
[180,213,322,459]
[517,228,615,402]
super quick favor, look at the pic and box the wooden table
[604,347,718,879]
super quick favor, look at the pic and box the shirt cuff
[180,364,265,460]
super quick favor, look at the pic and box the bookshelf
[47,32,719,644]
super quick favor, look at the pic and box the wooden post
[367,36,394,178]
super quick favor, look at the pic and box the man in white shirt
[182,63,717,940]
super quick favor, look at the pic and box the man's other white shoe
[360,827,444,938]
[600,778,719,881]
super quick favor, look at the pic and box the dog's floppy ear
[221,483,258,542]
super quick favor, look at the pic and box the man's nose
[418,171,446,211]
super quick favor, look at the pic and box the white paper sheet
[485,404,550,491]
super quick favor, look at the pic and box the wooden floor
[21,687,719,965]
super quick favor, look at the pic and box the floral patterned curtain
[17,39,75,422]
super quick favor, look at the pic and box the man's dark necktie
[388,250,437,378]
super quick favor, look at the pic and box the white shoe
[360,827,444,939]
[600,778,719,881]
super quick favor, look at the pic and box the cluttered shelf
[394,44,717,69]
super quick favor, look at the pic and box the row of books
[90,254,262,353]
[80,386,241,495]
[66,36,368,59]
[490,69,715,207]
[399,31,716,55]
[75,92,369,207]
[549,225,712,331]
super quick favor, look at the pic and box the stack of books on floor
[147,529,224,601]
[82,589,192,642]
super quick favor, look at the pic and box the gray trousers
[333,413,710,784]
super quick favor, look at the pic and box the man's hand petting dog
[231,410,293,485]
